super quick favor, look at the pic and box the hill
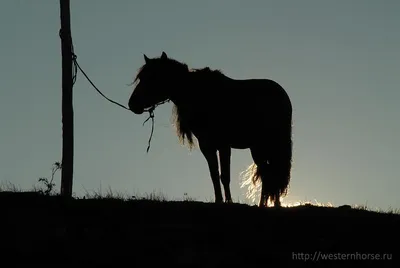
[1,191,398,267]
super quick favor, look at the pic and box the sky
[0,0,399,210]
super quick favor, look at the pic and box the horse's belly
[214,123,263,149]
[228,129,263,149]
[192,110,274,148]
[229,142,251,149]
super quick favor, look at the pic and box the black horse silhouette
[128,52,293,207]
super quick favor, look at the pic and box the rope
[141,99,170,153]
[58,29,167,153]
[73,58,131,111]
[142,107,155,153]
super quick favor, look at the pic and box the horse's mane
[172,67,225,150]
[172,104,195,150]
[190,67,224,77]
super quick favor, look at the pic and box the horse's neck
[170,70,232,112]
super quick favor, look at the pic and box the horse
[128,51,293,208]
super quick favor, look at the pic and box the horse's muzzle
[129,105,144,115]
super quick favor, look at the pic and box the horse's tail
[241,119,293,206]
[266,119,293,205]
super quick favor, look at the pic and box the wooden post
[59,0,74,197]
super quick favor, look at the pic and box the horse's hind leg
[199,140,223,203]
[219,146,232,203]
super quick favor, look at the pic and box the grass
[1,178,399,267]
[1,178,398,214]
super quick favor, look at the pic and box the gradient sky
[1,1,399,209]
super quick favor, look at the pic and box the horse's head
[128,51,187,114]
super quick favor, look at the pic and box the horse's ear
[161,51,168,59]
[144,54,150,63]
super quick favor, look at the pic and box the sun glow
[239,187,335,208]
[239,163,335,208]
[280,198,334,208]
[239,164,335,208]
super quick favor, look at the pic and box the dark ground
[1,191,399,267]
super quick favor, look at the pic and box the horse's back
[188,76,291,149]
[215,77,292,122]
[229,77,290,106]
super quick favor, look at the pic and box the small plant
[37,162,62,195]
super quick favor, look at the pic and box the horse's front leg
[219,146,232,203]
[199,140,223,203]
